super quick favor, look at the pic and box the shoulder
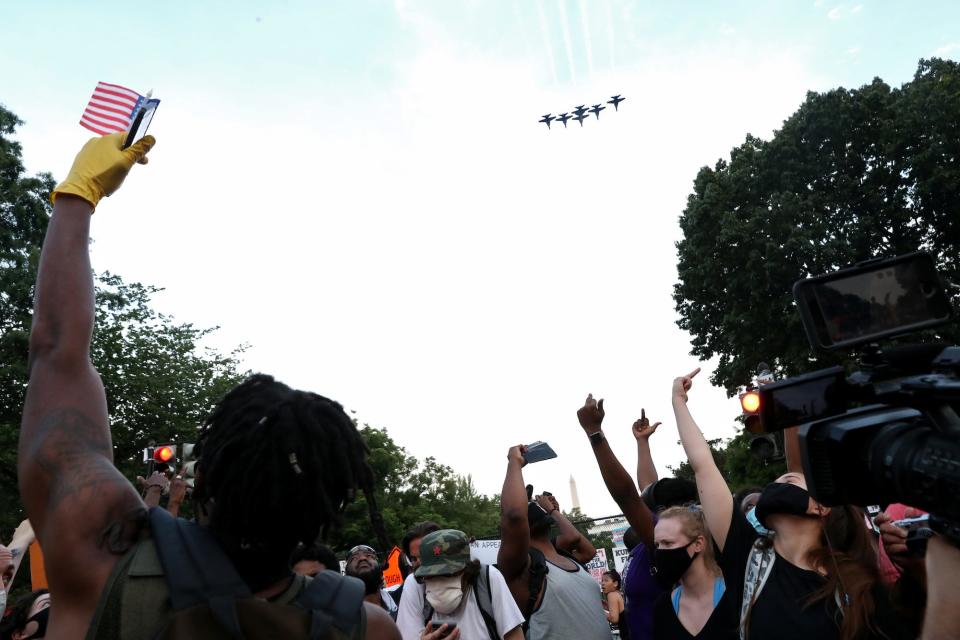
[364,602,401,640]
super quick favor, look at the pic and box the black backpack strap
[525,548,548,629]
[473,565,499,640]
[148,507,251,638]
[296,570,366,640]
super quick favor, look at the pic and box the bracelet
[588,431,605,447]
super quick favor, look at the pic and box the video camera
[751,252,960,543]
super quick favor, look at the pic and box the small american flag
[79,81,145,135]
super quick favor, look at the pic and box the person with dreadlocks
[670,368,912,640]
[17,133,399,640]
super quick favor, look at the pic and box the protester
[733,488,762,515]
[873,507,927,635]
[291,542,340,577]
[578,395,698,639]
[671,368,911,640]
[395,530,523,640]
[17,133,399,639]
[921,534,960,640]
[651,507,736,640]
[0,590,50,640]
[497,445,609,640]
[602,569,628,638]
[346,544,399,618]
[403,522,442,572]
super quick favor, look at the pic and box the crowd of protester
[2,133,956,639]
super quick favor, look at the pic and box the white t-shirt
[396,567,525,640]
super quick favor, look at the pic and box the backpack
[421,564,499,640]
[739,538,845,640]
[147,507,366,639]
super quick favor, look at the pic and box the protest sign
[585,548,610,585]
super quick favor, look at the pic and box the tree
[327,426,502,555]
[0,103,246,540]
[674,58,960,396]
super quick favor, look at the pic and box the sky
[3,1,959,520]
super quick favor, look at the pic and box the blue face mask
[746,507,772,537]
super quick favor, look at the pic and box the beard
[348,565,383,595]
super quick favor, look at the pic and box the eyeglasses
[347,545,379,561]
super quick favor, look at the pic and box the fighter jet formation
[539,95,625,130]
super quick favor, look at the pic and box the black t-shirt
[652,582,738,640]
[718,503,912,640]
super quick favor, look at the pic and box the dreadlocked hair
[806,504,882,640]
[193,374,383,587]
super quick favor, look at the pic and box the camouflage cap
[414,529,471,578]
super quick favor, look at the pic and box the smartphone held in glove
[124,98,160,149]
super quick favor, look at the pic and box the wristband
[588,431,605,447]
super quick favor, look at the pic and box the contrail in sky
[536,0,559,85]
[578,0,595,76]
[557,0,578,84]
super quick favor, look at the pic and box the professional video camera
[752,252,960,544]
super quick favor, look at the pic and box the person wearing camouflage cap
[396,530,524,640]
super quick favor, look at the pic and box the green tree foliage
[669,434,783,493]
[674,58,960,395]
[327,426,502,555]
[0,103,245,540]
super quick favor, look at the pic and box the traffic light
[154,445,176,464]
[739,388,762,434]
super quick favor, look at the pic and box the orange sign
[382,545,404,589]
[29,542,48,590]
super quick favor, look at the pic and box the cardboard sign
[585,548,610,585]
[382,545,404,589]
[612,545,631,573]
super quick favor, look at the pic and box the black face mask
[652,539,697,590]
[22,607,50,640]
[754,482,812,528]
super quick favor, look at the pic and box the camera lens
[921,281,936,297]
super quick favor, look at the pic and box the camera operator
[671,368,912,640]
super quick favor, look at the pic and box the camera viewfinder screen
[811,259,951,345]
[766,373,844,431]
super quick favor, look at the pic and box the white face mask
[425,575,464,614]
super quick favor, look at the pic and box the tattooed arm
[18,134,154,637]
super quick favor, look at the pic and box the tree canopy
[674,58,960,395]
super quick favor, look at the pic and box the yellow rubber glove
[52,132,155,209]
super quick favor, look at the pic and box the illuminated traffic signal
[740,390,761,414]
[154,445,176,464]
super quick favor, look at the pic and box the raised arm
[577,395,656,548]
[496,445,531,581]
[671,368,735,550]
[18,133,154,633]
[783,426,803,474]
[536,494,596,564]
[632,409,661,490]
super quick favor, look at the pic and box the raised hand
[632,408,662,440]
[536,493,560,514]
[136,470,171,496]
[508,444,528,467]
[672,368,701,403]
[577,394,605,434]
[53,132,155,209]
[169,467,190,505]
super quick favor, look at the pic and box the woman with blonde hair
[652,506,736,639]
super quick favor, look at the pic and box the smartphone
[123,98,161,149]
[430,622,458,638]
[892,514,930,531]
[522,441,557,464]
[793,252,952,351]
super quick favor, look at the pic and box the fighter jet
[607,95,625,111]
[572,104,588,119]
[573,112,588,127]
[539,114,555,129]
[556,112,571,128]
[589,104,606,119]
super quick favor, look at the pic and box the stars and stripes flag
[79,82,146,136]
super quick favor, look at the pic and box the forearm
[143,487,163,508]
[591,436,655,546]
[552,510,595,559]
[672,399,715,472]
[501,461,527,524]
[922,537,960,640]
[783,426,803,474]
[167,501,182,518]
[636,439,658,489]
[29,196,95,362]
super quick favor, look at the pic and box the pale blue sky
[4,1,958,516]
